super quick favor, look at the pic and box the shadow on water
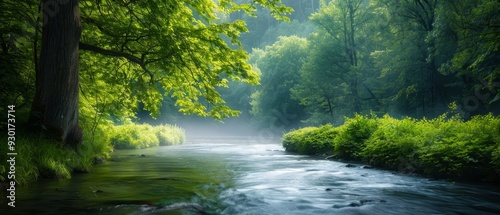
[3,136,500,215]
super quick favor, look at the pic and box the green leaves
[249,36,309,128]
[283,113,500,180]
[77,0,292,120]
[219,0,294,21]
[435,0,500,87]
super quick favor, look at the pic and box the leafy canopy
[79,0,293,120]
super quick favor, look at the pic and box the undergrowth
[0,119,185,186]
[282,113,500,182]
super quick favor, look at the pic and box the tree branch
[79,42,154,81]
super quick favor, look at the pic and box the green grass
[282,113,500,181]
[0,132,108,185]
[110,123,185,149]
[0,121,185,186]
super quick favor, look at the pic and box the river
[4,136,500,214]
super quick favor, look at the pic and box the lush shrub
[361,116,424,172]
[0,111,185,186]
[282,113,500,181]
[83,122,114,161]
[110,123,159,149]
[283,125,338,155]
[419,114,500,178]
[110,121,186,149]
[282,127,315,153]
[0,133,103,185]
[333,114,378,160]
[156,124,186,146]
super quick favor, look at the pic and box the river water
[4,136,500,214]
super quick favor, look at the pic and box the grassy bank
[282,114,500,182]
[109,122,185,149]
[0,121,185,187]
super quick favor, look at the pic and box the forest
[1,0,500,189]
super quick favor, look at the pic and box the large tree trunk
[29,0,82,145]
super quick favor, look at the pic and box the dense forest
[2,0,499,133]
[145,0,500,130]
[244,0,500,128]
[1,0,499,184]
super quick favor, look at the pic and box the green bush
[156,124,186,146]
[282,113,500,181]
[0,112,185,186]
[111,123,159,149]
[334,114,378,160]
[419,114,500,177]
[361,116,423,172]
[0,133,102,185]
[282,125,338,155]
[110,121,186,149]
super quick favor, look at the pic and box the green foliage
[418,114,500,177]
[109,121,185,149]
[334,114,378,160]
[292,0,380,124]
[155,124,186,146]
[0,120,185,185]
[260,20,316,47]
[361,116,425,172]
[0,134,100,185]
[282,124,338,155]
[282,113,500,181]
[77,0,294,121]
[220,0,294,21]
[250,36,309,128]
[435,0,500,87]
[0,0,38,130]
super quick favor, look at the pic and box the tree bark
[29,0,82,145]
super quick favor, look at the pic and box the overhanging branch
[79,42,154,81]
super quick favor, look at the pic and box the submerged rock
[345,164,357,168]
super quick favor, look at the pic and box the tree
[250,36,309,129]
[26,0,293,145]
[292,32,350,124]
[370,0,451,118]
[434,0,500,110]
[28,0,82,145]
[294,0,376,124]
[0,1,38,129]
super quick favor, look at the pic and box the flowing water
[4,136,500,215]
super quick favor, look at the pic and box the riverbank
[282,114,500,183]
[0,122,185,188]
